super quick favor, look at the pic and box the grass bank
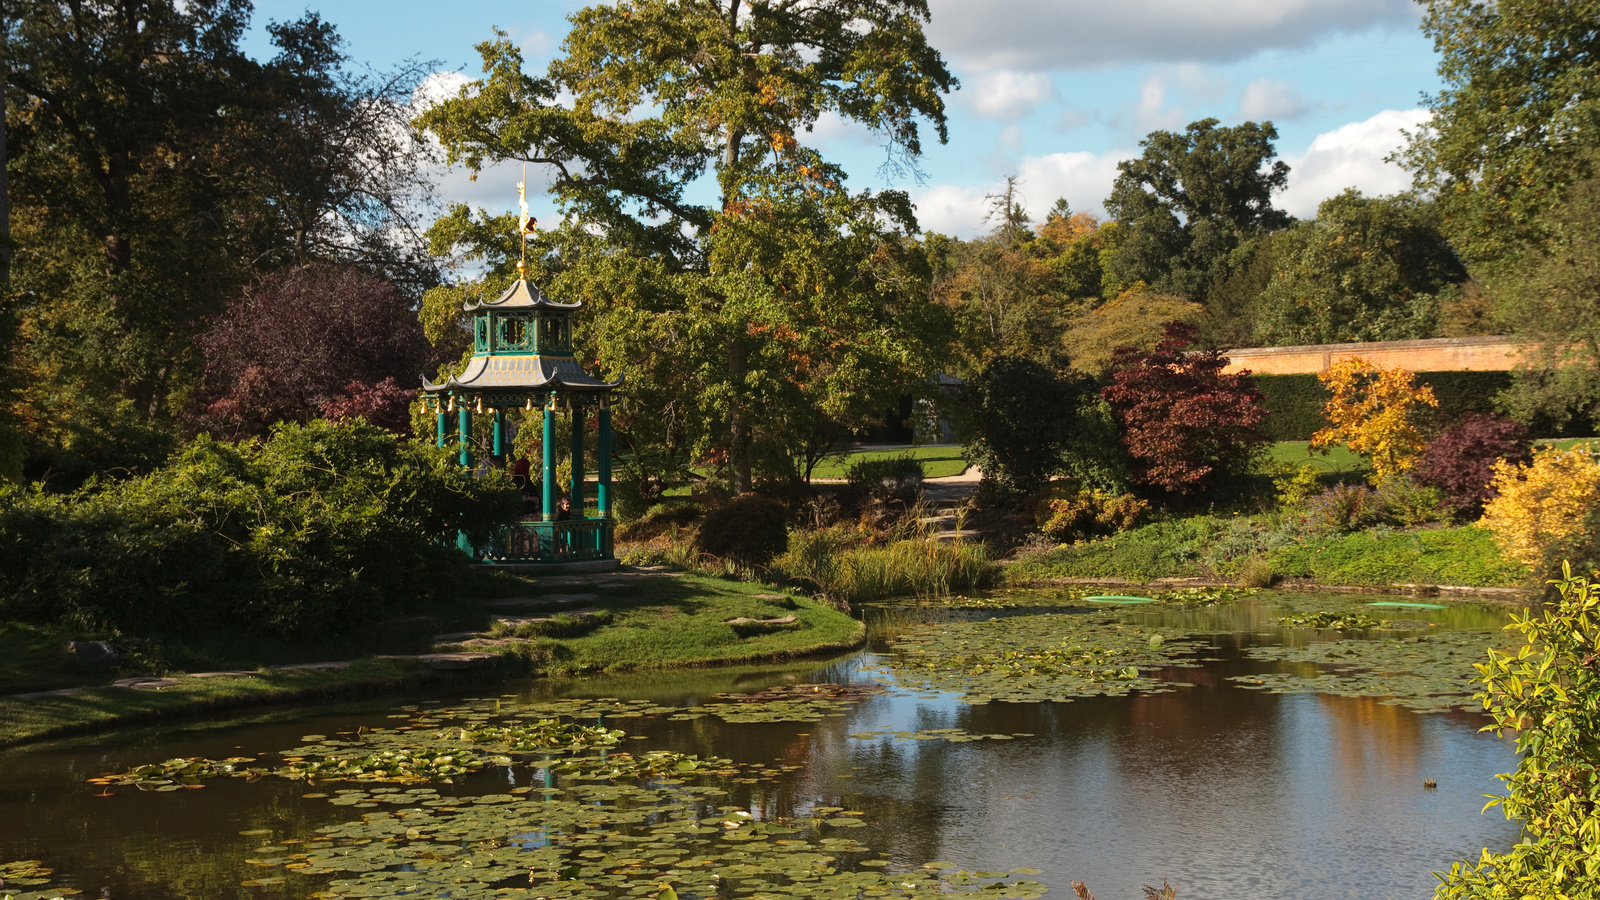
[1005,514,1529,590]
[0,569,863,748]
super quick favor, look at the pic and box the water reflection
[0,596,1522,900]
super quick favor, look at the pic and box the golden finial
[516,165,537,277]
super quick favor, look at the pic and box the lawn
[808,444,970,479]
[1262,440,1365,474]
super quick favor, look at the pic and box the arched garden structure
[422,272,622,569]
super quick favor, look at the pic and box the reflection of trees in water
[10,776,336,900]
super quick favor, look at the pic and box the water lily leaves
[848,729,1032,744]
[1277,612,1392,630]
[699,684,886,724]
[1228,630,1504,711]
[886,612,1211,704]
[0,860,72,900]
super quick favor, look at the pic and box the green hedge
[1251,371,1515,441]
[0,421,520,637]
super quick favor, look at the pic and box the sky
[242,0,1443,239]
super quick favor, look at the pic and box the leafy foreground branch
[1436,566,1600,898]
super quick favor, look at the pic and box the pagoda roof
[423,353,623,394]
[463,278,581,312]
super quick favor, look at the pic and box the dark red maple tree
[1102,322,1268,499]
[1414,412,1533,517]
[195,266,439,437]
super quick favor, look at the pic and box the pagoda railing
[479,518,613,564]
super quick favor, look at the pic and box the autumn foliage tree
[1101,323,1269,500]
[195,266,438,437]
[1312,358,1439,483]
[1479,447,1600,573]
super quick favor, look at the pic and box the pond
[0,590,1522,900]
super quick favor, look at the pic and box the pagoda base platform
[473,558,621,575]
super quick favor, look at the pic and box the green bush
[845,454,925,506]
[1009,517,1228,581]
[0,420,519,636]
[617,501,704,542]
[1034,486,1149,543]
[1436,569,1600,897]
[694,495,790,566]
[951,356,1105,496]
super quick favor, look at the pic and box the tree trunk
[1,8,9,291]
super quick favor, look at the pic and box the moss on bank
[0,570,864,748]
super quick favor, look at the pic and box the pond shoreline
[1,566,1526,749]
[1011,575,1530,604]
[0,631,867,750]
[0,567,867,750]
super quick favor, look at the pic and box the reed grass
[774,528,992,604]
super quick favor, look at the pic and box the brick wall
[1222,336,1528,375]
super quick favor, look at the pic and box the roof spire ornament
[516,165,537,278]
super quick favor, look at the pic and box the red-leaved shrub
[195,266,438,436]
[1101,323,1269,499]
[1414,412,1533,517]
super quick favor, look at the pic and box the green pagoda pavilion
[421,262,623,570]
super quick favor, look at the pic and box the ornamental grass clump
[844,454,925,507]
[773,527,991,605]
[1034,485,1148,544]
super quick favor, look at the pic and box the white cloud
[1237,78,1317,122]
[1279,108,1428,217]
[913,150,1127,237]
[926,0,1417,71]
[969,70,1058,120]
[1119,75,1188,135]
[806,111,877,148]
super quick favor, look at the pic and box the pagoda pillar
[570,406,586,518]
[457,404,472,468]
[435,401,447,449]
[492,409,506,459]
[541,400,556,522]
[597,403,612,518]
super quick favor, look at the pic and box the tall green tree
[1404,0,1600,265]
[933,181,1070,372]
[417,0,957,493]
[1488,176,1600,430]
[5,3,440,481]
[1253,190,1466,347]
[1104,118,1292,306]
[1403,0,1600,430]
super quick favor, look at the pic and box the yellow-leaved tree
[1479,447,1600,570]
[1312,357,1438,482]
